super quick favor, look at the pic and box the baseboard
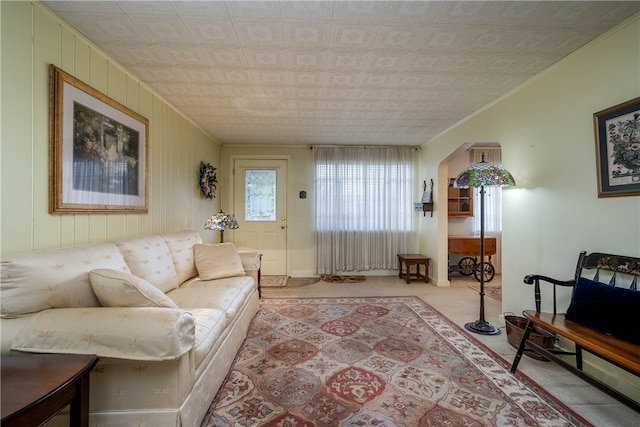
[432,277,451,287]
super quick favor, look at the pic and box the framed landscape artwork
[49,65,148,213]
[593,96,640,198]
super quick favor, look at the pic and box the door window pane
[245,169,276,221]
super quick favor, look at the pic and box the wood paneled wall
[1,2,221,255]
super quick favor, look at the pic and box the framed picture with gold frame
[49,64,148,213]
[594,96,640,198]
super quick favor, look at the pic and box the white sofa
[0,230,261,427]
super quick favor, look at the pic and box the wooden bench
[510,251,640,411]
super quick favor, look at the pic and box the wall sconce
[421,179,434,217]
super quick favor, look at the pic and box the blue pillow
[565,277,640,345]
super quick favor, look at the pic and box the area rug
[201,296,591,427]
[467,281,502,301]
[261,275,288,288]
[321,275,366,283]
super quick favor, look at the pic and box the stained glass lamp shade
[204,211,239,243]
[454,155,516,335]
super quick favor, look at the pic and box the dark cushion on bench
[565,277,640,345]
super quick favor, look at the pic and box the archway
[435,143,503,290]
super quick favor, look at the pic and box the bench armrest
[523,274,575,314]
[523,274,575,287]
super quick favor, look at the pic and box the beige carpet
[467,281,502,301]
[286,277,320,288]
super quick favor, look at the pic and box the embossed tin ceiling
[43,1,640,146]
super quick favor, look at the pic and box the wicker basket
[505,315,556,361]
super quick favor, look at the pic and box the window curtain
[471,148,502,273]
[314,146,415,274]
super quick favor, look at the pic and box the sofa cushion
[183,276,255,300]
[162,230,202,285]
[11,307,195,360]
[1,243,129,318]
[565,277,640,345]
[167,286,245,323]
[194,243,245,280]
[116,235,179,293]
[90,269,178,308]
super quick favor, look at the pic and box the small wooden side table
[397,254,430,284]
[1,352,98,427]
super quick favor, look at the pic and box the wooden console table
[448,236,496,257]
[397,254,430,284]
[1,352,98,427]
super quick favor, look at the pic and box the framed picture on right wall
[593,96,640,198]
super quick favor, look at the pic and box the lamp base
[464,320,502,335]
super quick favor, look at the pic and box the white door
[233,159,287,276]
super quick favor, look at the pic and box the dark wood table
[397,254,430,284]
[1,352,98,427]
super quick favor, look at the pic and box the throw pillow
[565,277,640,345]
[194,243,246,280]
[89,269,178,308]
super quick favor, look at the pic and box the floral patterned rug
[321,275,366,283]
[260,275,288,288]
[467,281,502,301]
[200,296,591,427]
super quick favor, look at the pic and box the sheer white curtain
[314,146,415,274]
[471,148,502,272]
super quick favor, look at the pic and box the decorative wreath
[199,162,218,199]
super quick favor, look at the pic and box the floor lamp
[454,155,516,335]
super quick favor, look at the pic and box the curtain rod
[309,145,421,150]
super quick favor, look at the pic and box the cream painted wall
[0,2,221,256]
[419,14,639,313]
[419,16,639,393]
